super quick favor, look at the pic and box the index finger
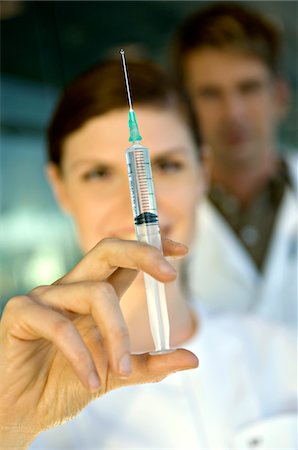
[58,238,188,285]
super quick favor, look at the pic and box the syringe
[119,49,171,354]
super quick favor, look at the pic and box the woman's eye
[82,167,111,181]
[154,160,184,173]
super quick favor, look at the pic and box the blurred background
[1,0,297,313]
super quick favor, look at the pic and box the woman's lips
[109,224,172,241]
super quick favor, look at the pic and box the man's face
[183,49,286,169]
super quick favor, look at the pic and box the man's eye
[241,82,263,95]
[82,167,111,180]
[154,160,184,173]
[198,89,219,100]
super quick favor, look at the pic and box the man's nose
[222,93,246,120]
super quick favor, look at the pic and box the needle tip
[119,49,125,55]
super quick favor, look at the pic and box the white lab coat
[188,153,298,328]
[30,305,297,450]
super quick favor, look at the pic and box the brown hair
[48,60,197,166]
[172,2,282,82]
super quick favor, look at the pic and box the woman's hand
[0,238,198,448]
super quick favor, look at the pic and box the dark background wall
[1,0,297,310]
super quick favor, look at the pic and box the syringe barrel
[126,143,159,232]
[126,143,171,353]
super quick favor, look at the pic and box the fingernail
[166,255,184,260]
[167,239,188,249]
[88,371,101,391]
[159,261,176,275]
[119,353,132,376]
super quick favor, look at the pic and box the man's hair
[48,60,195,166]
[172,2,282,82]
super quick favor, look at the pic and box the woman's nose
[117,181,133,214]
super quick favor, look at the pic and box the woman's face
[49,107,202,253]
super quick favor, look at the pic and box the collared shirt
[208,159,291,271]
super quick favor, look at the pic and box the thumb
[117,349,199,388]
[145,348,199,377]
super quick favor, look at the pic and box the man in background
[172,2,297,327]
